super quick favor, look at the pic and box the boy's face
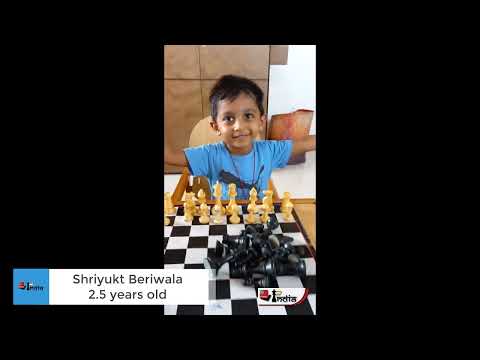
[210,92,265,155]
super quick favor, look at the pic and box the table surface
[293,203,316,250]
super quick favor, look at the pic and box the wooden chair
[171,116,279,204]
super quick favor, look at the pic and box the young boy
[164,75,316,200]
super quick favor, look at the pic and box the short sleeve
[184,144,212,177]
[267,140,293,169]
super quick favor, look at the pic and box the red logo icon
[18,281,25,289]
[259,289,271,301]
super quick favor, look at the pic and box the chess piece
[229,205,241,224]
[212,181,226,216]
[249,187,258,203]
[184,208,193,222]
[245,204,256,224]
[276,258,306,278]
[212,206,223,224]
[251,259,276,277]
[184,193,195,223]
[260,206,270,224]
[260,194,271,223]
[280,192,292,213]
[164,213,170,226]
[164,192,176,215]
[184,192,196,212]
[245,187,258,224]
[226,183,238,216]
[267,215,280,231]
[282,201,294,221]
[253,276,273,288]
[196,189,207,216]
[199,202,210,224]
[263,190,274,214]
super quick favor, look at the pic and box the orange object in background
[268,109,314,164]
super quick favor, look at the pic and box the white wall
[267,45,316,135]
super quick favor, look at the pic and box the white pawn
[212,206,223,224]
[199,203,210,224]
[282,200,294,221]
[229,205,241,224]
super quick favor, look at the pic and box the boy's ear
[209,119,221,135]
[259,114,267,130]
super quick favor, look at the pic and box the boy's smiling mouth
[232,133,250,139]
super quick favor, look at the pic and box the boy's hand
[165,142,188,167]
[291,135,316,158]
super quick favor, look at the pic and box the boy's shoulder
[187,141,224,151]
[255,139,292,149]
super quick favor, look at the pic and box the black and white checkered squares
[163,204,316,315]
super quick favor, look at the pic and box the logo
[259,289,271,301]
[257,288,309,306]
[17,281,44,291]
[13,269,49,305]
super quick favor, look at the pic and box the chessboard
[163,203,317,315]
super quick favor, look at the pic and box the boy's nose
[233,118,243,131]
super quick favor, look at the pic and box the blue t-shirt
[184,140,293,200]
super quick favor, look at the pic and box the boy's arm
[165,142,188,167]
[291,135,316,158]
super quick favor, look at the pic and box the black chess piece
[261,245,273,258]
[254,224,265,233]
[230,263,247,278]
[251,259,276,277]
[268,234,280,248]
[267,215,279,231]
[245,225,258,235]
[206,252,235,274]
[275,258,306,278]
[215,240,226,258]
[278,234,294,246]
[251,233,265,252]
[253,275,273,288]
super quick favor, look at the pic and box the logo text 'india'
[257,288,309,306]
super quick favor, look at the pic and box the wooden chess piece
[226,183,238,216]
[283,201,294,221]
[246,187,258,224]
[212,205,224,224]
[196,189,207,216]
[213,181,226,216]
[184,192,195,223]
[280,192,292,213]
[263,190,274,213]
[229,205,241,224]
[164,192,176,215]
[249,187,258,203]
[164,212,170,226]
[245,205,256,224]
[246,188,258,224]
[281,192,294,221]
[260,205,270,224]
[199,202,210,224]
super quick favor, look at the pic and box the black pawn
[267,216,279,230]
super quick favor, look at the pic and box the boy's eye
[223,116,235,123]
[245,113,253,119]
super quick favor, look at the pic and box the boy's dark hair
[209,75,264,121]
